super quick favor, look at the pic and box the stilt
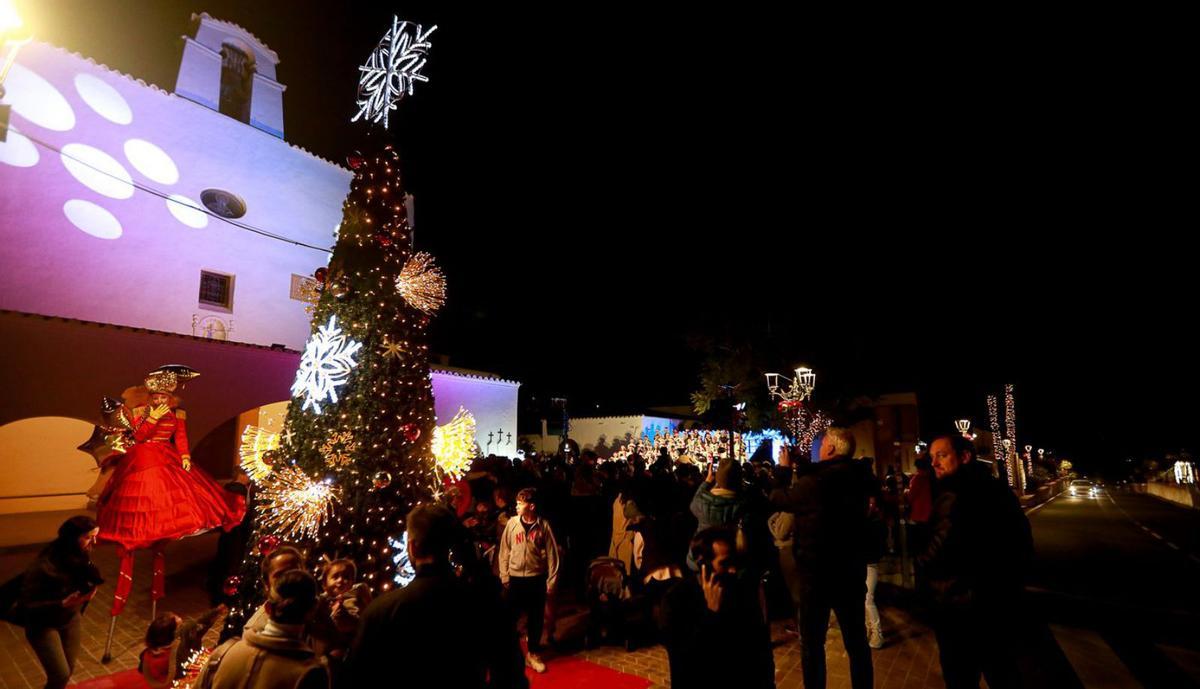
[151,598,157,621]
[101,615,117,663]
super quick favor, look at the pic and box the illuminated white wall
[0,41,351,351]
[430,370,520,457]
[569,415,683,456]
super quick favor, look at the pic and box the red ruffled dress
[97,407,245,550]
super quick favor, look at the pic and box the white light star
[291,315,363,414]
[351,16,437,129]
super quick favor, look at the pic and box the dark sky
[27,2,1194,474]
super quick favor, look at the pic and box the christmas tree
[224,16,458,632]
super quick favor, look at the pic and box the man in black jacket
[919,434,1033,689]
[770,427,876,689]
[348,504,527,688]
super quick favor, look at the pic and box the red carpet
[68,670,149,689]
[528,656,652,689]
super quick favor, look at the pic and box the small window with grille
[199,270,234,310]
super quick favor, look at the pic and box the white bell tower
[175,12,286,138]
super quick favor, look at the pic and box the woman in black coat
[18,515,105,689]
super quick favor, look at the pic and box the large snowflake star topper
[292,315,363,414]
[351,16,437,129]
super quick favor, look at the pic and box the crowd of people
[1,427,1032,689]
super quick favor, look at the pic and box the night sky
[25,2,1194,474]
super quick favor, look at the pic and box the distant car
[1069,479,1099,497]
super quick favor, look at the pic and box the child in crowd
[139,605,226,688]
[309,558,371,660]
[498,487,560,674]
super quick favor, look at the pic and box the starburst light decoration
[171,647,214,689]
[239,425,280,483]
[351,16,437,129]
[258,465,342,541]
[396,252,446,315]
[431,407,477,480]
[292,315,362,414]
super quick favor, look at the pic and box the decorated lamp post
[955,419,972,437]
[766,366,827,455]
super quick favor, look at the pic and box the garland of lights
[257,466,342,540]
[171,647,213,689]
[239,425,279,483]
[396,252,446,315]
[988,394,1011,486]
[431,407,477,480]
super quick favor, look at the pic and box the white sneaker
[868,626,884,649]
[526,653,547,673]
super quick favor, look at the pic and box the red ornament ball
[375,233,393,247]
[347,155,366,170]
[402,424,421,442]
[258,535,280,557]
[314,267,328,283]
[222,575,241,597]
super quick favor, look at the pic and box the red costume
[97,406,243,550]
[95,368,245,617]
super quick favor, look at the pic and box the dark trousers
[797,571,873,689]
[25,614,81,689]
[508,575,548,653]
[933,604,1021,689]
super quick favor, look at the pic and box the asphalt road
[1024,487,1200,688]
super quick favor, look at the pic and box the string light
[170,647,214,688]
[431,407,477,480]
[239,425,279,483]
[395,252,446,315]
[988,394,1011,486]
[258,466,342,540]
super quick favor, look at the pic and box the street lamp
[1,0,30,143]
[765,366,815,403]
[955,419,971,437]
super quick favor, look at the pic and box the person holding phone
[658,527,774,688]
[14,516,104,689]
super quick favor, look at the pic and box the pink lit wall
[0,42,352,350]
[430,370,520,457]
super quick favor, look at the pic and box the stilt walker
[91,365,245,661]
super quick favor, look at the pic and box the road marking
[1050,624,1143,689]
[1166,542,1181,551]
[1108,492,1197,566]
[1025,493,1060,514]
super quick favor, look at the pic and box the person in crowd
[498,487,560,673]
[308,558,371,661]
[9,516,104,689]
[864,493,888,649]
[687,459,748,570]
[139,605,226,688]
[658,527,774,689]
[905,455,934,559]
[208,467,252,605]
[770,427,876,689]
[197,570,327,689]
[348,504,527,688]
[243,545,305,635]
[919,434,1033,689]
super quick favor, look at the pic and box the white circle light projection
[63,199,123,239]
[5,64,76,131]
[74,73,133,125]
[59,143,135,199]
[0,129,39,168]
[167,195,209,228]
[124,139,179,184]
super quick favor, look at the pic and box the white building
[0,14,518,513]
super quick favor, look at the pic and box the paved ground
[4,487,1200,688]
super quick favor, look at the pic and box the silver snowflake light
[351,16,437,129]
[292,315,363,414]
[390,531,417,587]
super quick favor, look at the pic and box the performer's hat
[144,371,178,393]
